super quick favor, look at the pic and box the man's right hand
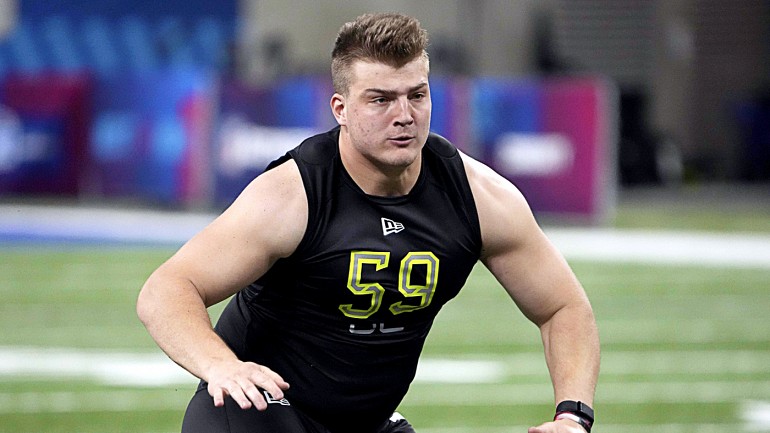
[205,359,291,410]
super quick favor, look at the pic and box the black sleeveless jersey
[213,127,482,433]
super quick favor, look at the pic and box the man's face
[332,56,432,171]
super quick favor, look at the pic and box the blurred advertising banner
[428,76,472,152]
[87,69,216,206]
[0,71,616,222]
[472,77,616,224]
[213,77,335,207]
[0,73,91,196]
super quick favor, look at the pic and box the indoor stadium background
[1,0,769,432]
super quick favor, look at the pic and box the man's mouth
[389,135,414,145]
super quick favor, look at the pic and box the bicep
[464,155,584,326]
[154,161,307,307]
[482,226,584,326]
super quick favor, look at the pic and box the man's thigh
[181,389,322,433]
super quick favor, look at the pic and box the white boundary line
[3,347,770,387]
[544,227,770,269]
[2,204,770,268]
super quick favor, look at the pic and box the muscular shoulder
[153,159,308,307]
[225,159,308,260]
[459,152,539,259]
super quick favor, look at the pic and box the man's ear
[330,93,347,126]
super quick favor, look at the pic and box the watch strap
[555,400,594,432]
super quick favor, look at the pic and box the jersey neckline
[337,150,427,206]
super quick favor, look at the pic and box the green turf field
[1,202,770,432]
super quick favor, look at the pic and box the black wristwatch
[554,400,594,432]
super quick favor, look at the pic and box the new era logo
[381,217,405,236]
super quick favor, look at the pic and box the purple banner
[0,73,91,196]
[473,77,615,223]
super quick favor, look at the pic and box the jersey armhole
[284,129,340,257]
[427,133,483,256]
[457,157,483,257]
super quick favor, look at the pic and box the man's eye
[412,93,426,100]
[372,97,387,104]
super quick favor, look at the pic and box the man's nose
[393,98,414,126]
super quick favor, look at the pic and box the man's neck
[338,137,421,197]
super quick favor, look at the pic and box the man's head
[331,13,429,96]
[329,13,432,186]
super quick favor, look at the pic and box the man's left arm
[462,154,600,432]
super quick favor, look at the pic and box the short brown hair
[331,13,429,95]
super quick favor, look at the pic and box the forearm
[137,274,237,382]
[539,301,600,405]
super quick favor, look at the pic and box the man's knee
[182,389,312,433]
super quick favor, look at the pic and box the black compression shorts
[181,388,416,433]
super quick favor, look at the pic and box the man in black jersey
[138,12,599,433]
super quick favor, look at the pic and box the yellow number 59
[339,251,439,319]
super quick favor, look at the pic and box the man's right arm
[136,159,308,410]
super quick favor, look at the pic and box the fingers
[241,381,267,410]
[207,379,261,410]
[251,365,290,399]
[210,386,225,408]
[206,361,290,411]
[261,365,291,390]
[233,379,261,410]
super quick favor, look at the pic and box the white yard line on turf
[2,347,770,388]
[744,400,770,432]
[544,227,770,269]
[1,346,769,430]
[0,347,196,386]
[0,347,506,387]
[2,204,770,268]
[0,204,215,245]
[1,380,769,410]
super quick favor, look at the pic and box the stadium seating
[0,15,237,76]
